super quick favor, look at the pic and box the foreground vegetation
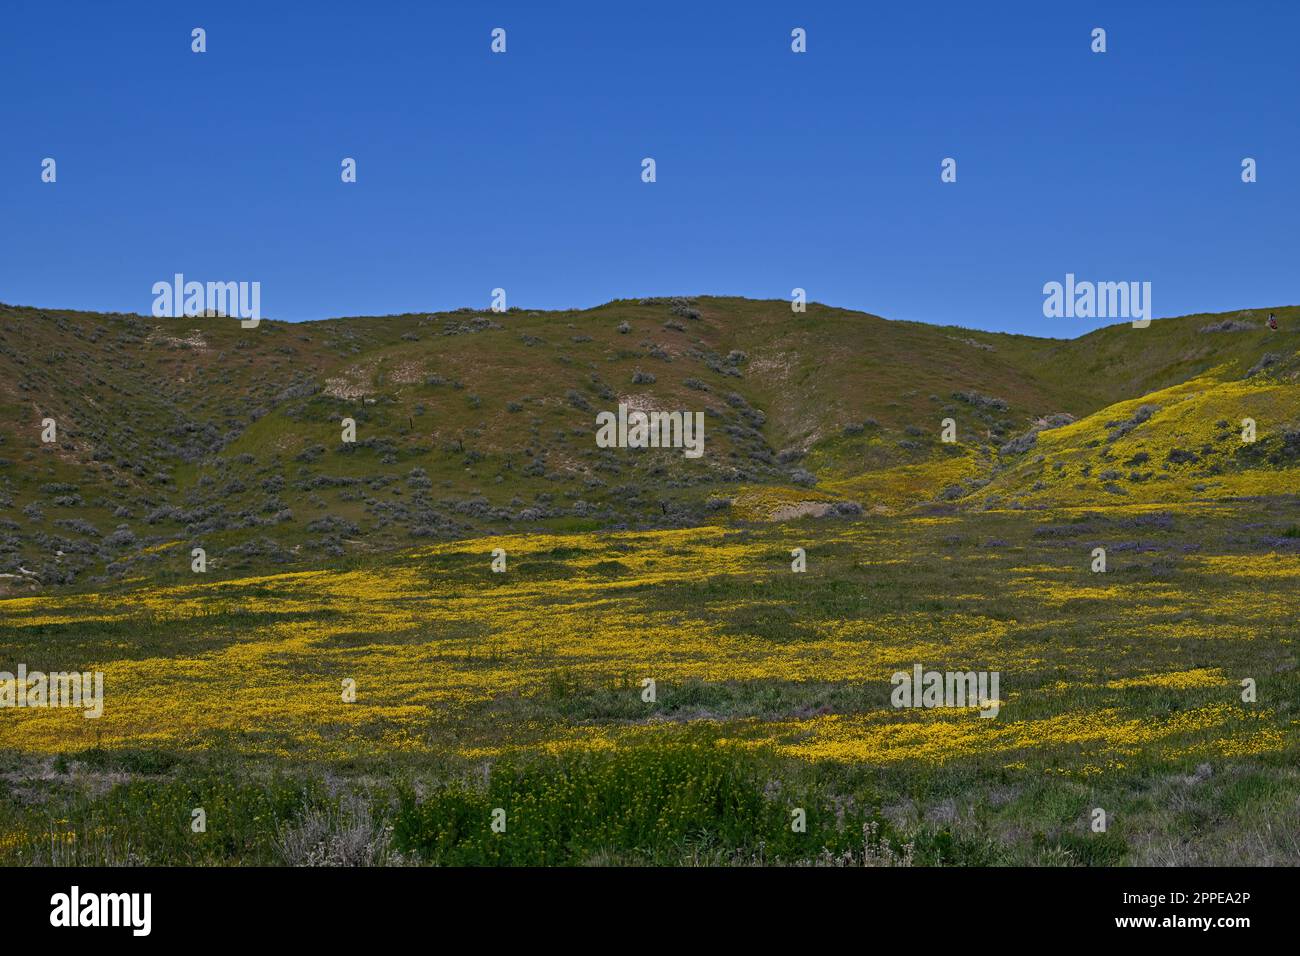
[2,501,1296,865]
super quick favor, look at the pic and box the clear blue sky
[2,0,1295,335]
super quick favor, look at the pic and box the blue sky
[2,0,1296,335]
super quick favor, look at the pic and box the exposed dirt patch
[324,374,368,400]
[769,501,836,520]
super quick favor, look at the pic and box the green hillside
[1,297,1296,590]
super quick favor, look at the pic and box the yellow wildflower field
[4,506,1295,781]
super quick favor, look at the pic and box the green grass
[2,500,1298,865]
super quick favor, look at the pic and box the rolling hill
[0,297,1296,591]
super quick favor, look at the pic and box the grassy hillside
[1,297,1296,590]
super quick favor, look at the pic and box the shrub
[999,432,1037,456]
[1247,353,1281,377]
[1107,404,1158,441]
[669,298,701,321]
[390,745,871,866]
[952,390,1008,411]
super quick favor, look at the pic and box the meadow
[2,500,1296,866]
